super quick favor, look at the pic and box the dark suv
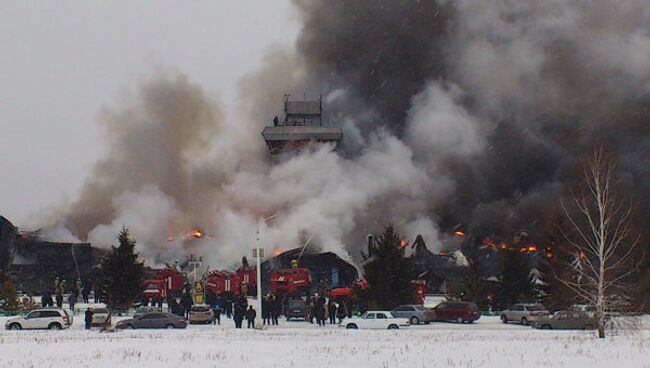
[284,298,307,321]
[432,302,480,323]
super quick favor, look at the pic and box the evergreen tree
[362,224,416,309]
[497,250,534,308]
[0,279,19,311]
[449,242,490,310]
[98,227,145,310]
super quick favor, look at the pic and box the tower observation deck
[261,95,343,154]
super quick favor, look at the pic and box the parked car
[115,312,187,329]
[188,304,214,324]
[532,310,596,330]
[432,302,480,323]
[133,306,159,318]
[5,308,73,330]
[284,297,308,321]
[91,307,112,326]
[501,303,549,325]
[341,311,410,330]
[391,304,435,324]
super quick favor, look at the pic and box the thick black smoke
[49,1,650,264]
[292,0,650,246]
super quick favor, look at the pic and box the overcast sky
[0,1,299,226]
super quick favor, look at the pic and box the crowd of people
[139,291,354,329]
[306,294,350,326]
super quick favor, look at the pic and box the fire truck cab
[270,268,312,295]
[142,267,185,299]
[206,270,242,296]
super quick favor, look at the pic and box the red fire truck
[142,267,185,298]
[236,266,257,296]
[205,270,241,296]
[270,267,312,295]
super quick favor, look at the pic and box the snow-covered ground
[0,315,648,368]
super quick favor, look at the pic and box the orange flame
[166,235,174,242]
[454,231,465,237]
[499,243,509,250]
[438,251,446,256]
[273,247,282,257]
[545,248,554,258]
[527,245,538,252]
[483,240,497,249]
[400,239,407,248]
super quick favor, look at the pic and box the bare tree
[559,147,640,338]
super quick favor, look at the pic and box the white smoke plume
[42,0,650,267]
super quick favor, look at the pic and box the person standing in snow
[246,306,256,329]
[262,296,270,325]
[82,283,90,303]
[213,304,221,325]
[68,293,77,313]
[328,300,337,324]
[271,295,280,325]
[233,298,246,328]
[337,302,347,324]
[84,308,94,330]
[224,298,233,319]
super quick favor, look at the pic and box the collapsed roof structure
[261,95,343,154]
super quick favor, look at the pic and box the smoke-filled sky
[0,1,299,225]
[2,1,650,267]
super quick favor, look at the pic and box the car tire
[542,324,552,330]
[8,323,21,330]
[388,324,399,330]
[410,316,419,325]
[456,317,464,324]
[345,324,358,329]
[125,324,135,329]
[166,324,175,329]
[48,323,62,330]
[521,317,528,325]
[501,315,508,323]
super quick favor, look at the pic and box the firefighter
[245,305,256,329]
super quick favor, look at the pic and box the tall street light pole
[254,214,276,329]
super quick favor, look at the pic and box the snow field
[0,316,648,368]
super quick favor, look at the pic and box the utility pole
[254,214,276,329]
[188,255,203,304]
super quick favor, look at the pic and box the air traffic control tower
[261,95,343,154]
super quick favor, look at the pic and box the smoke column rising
[49,1,650,266]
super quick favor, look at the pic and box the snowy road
[0,316,648,368]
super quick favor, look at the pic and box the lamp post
[254,214,276,329]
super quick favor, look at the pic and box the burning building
[260,246,358,294]
[0,216,104,294]
[261,95,343,154]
